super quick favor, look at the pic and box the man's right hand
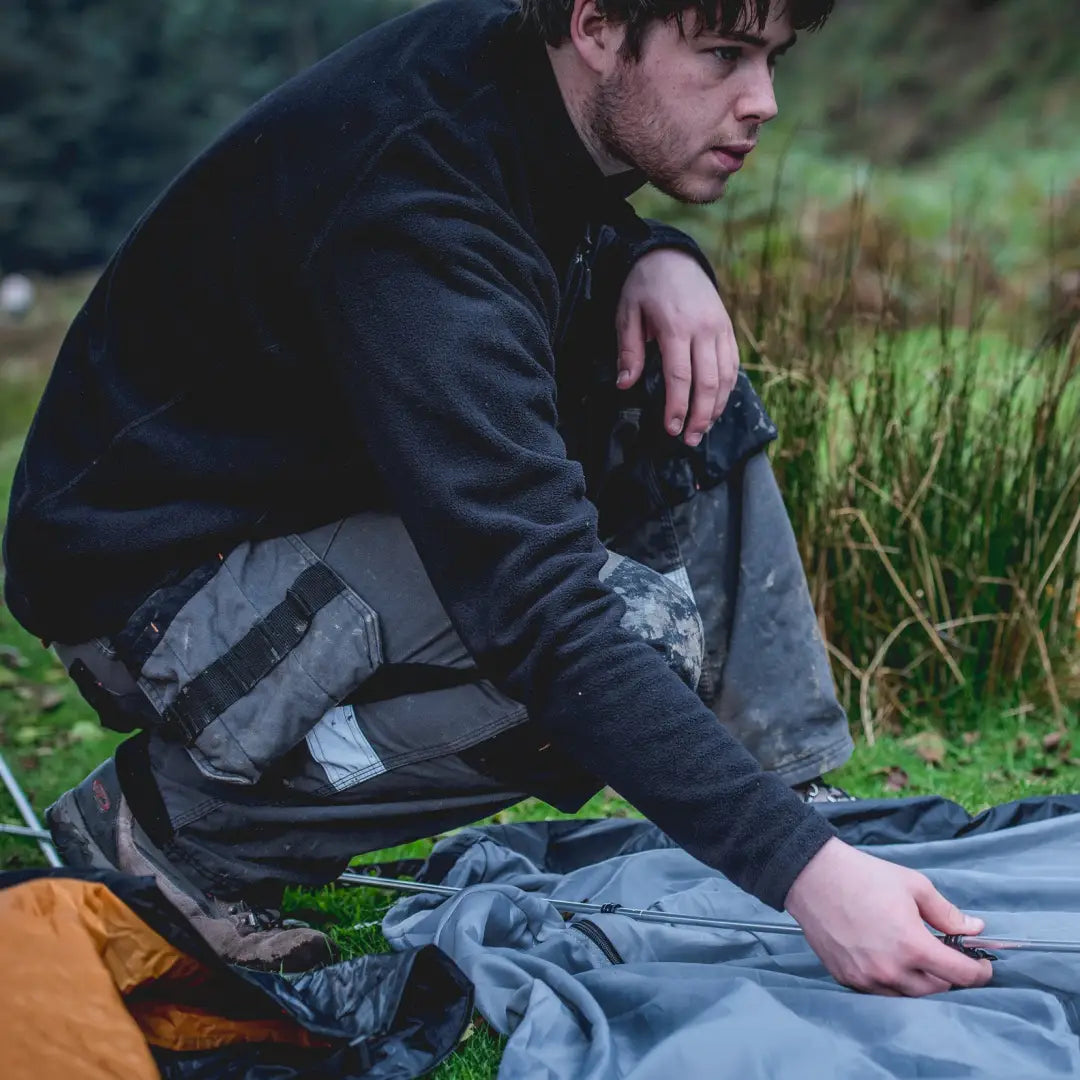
[785,837,994,996]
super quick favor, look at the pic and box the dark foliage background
[0,0,417,271]
[1,0,1076,272]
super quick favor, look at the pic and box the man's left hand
[615,248,739,447]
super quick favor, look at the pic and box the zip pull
[581,223,594,301]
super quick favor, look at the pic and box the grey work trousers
[60,452,852,903]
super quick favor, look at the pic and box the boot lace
[220,900,283,932]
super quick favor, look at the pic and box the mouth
[709,142,755,173]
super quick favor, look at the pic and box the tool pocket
[134,533,383,785]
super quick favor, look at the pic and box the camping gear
[340,871,1080,957]
[0,755,474,1079]
[0,749,60,866]
[10,763,1080,1077]
[376,798,1080,1080]
[8,815,1080,956]
[0,866,472,1080]
[0,823,53,841]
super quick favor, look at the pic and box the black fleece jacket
[3,0,835,908]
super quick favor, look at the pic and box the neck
[545,44,632,178]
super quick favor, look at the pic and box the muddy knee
[599,552,705,691]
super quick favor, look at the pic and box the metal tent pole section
[0,751,62,867]
[0,823,52,841]
[339,872,1080,955]
[1,815,1078,954]
[339,870,805,936]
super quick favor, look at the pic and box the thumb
[916,879,984,936]
[616,302,647,390]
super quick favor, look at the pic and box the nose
[735,64,778,125]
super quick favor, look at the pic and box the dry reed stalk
[977,575,1066,721]
[860,616,918,743]
[1036,494,1080,603]
[835,506,967,686]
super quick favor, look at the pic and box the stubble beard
[586,65,727,205]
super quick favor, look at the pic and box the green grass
[1,150,1078,1077]
[643,141,1080,730]
[1,589,1076,1078]
[0,608,124,871]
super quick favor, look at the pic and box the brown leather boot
[46,759,335,973]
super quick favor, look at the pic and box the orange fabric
[131,1001,331,1053]
[0,878,164,1080]
[0,878,330,1080]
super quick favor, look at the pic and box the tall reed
[654,179,1080,736]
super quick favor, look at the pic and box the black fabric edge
[414,794,1080,885]
[0,867,474,1080]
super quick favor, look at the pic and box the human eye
[711,45,743,64]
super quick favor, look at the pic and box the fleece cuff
[752,809,838,912]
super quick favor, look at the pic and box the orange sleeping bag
[0,877,327,1080]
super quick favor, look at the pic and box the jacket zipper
[575,222,595,301]
[571,918,625,964]
[557,222,597,349]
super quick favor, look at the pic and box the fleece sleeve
[589,214,720,306]
[304,125,834,911]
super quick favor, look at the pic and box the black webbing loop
[162,561,346,745]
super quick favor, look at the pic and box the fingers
[659,333,733,447]
[682,336,719,447]
[713,325,740,422]
[914,877,985,937]
[666,324,739,446]
[616,302,647,390]
[912,973,954,996]
[657,331,693,440]
[865,920,993,994]
[840,941,989,997]
[874,971,953,998]
[915,936,994,989]
[908,880,993,989]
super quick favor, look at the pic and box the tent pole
[0,751,61,867]
[339,870,805,936]
[0,823,52,841]
[2,808,1078,955]
[339,871,1080,956]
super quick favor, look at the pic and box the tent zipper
[572,919,625,965]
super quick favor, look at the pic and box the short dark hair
[518,0,835,58]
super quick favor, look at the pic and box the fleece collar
[490,8,646,235]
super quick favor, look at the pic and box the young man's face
[587,6,795,203]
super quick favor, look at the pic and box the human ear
[567,0,626,75]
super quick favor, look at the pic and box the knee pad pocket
[599,552,705,691]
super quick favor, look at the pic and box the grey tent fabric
[382,798,1080,1079]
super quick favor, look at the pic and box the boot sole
[45,790,119,871]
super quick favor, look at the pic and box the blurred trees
[772,0,1079,163]
[1,0,1075,272]
[0,0,415,272]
